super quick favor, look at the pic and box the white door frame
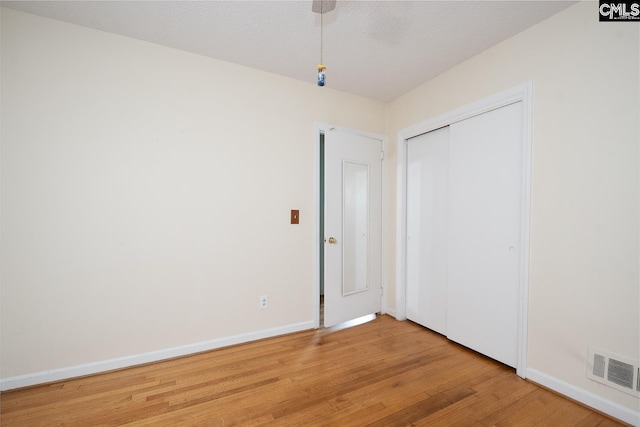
[314,123,388,329]
[395,83,533,377]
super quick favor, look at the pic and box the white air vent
[587,347,640,398]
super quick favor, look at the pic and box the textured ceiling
[1,1,575,101]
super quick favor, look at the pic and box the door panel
[446,102,522,367]
[324,129,382,327]
[406,126,449,335]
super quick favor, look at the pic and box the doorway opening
[319,131,325,327]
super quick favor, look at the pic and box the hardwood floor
[1,315,626,426]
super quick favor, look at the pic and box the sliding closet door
[405,127,449,335]
[446,102,523,367]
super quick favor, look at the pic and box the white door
[406,126,449,335]
[446,102,523,367]
[324,129,382,327]
[403,102,523,368]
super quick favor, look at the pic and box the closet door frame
[395,83,533,378]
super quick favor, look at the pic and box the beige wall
[0,8,386,379]
[387,2,639,412]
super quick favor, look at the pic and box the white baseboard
[382,306,397,319]
[526,368,640,426]
[0,320,315,392]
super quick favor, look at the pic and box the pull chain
[317,1,326,86]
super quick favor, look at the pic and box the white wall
[0,8,386,381]
[387,1,639,415]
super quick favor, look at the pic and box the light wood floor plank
[0,315,627,426]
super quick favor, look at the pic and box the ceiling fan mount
[312,0,336,14]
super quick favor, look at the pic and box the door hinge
[380,286,384,296]
[381,151,384,160]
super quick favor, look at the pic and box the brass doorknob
[328,237,337,244]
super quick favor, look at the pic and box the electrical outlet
[259,295,269,310]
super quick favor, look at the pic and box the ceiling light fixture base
[312,0,336,14]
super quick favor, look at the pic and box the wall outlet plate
[259,295,269,310]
